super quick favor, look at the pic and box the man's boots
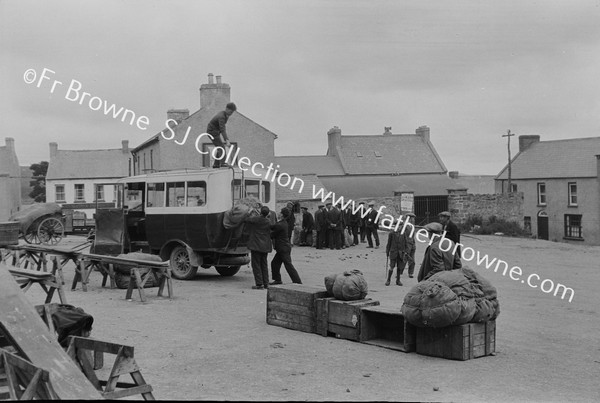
[396,271,403,286]
[385,269,393,286]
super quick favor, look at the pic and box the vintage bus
[91,167,276,280]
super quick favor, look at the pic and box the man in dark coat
[314,205,327,249]
[358,201,367,243]
[365,201,380,249]
[206,102,236,168]
[244,206,273,289]
[401,213,417,278]
[438,211,461,256]
[300,206,314,246]
[325,202,342,249]
[417,222,462,282]
[348,206,361,246]
[386,227,408,286]
[285,202,296,244]
[269,208,302,285]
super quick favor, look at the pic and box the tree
[29,161,48,203]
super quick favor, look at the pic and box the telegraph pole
[502,129,515,193]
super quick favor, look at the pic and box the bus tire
[215,266,240,277]
[170,245,198,280]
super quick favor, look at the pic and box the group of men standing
[307,201,381,250]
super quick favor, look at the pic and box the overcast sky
[2,0,600,174]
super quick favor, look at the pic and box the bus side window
[261,181,270,203]
[187,181,207,206]
[166,182,185,207]
[232,179,242,203]
[147,183,165,208]
[245,180,259,200]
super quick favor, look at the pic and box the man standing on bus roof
[206,102,237,168]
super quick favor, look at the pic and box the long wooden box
[416,320,496,360]
[359,306,417,352]
[316,298,380,341]
[266,284,330,333]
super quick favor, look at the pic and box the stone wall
[447,189,524,225]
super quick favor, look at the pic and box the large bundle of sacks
[113,252,164,289]
[223,197,259,229]
[401,267,500,328]
[324,269,368,301]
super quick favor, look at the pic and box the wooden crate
[266,284,329,334]
[0,222,20,246]
[416,320,496,360]
[316,298,380,341]
[359,306,417,352]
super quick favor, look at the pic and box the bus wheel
[170,246,198,280]
[215,266,240,277]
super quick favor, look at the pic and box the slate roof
[335,134,447,175]
[276,174,330,201]
[274,156,345,176]
[46,149,130,180]
[496,137,600,180]
[320,174,459,199]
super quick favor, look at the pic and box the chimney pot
[122,140,129,153]
[200,75,231,109]
[208,73,214,84]
[4,137,14,152]
[383,127,392,135]
[49,142,58,159]
[216,75,222,84]
[167,109,190,122]
[327,126,342,157]
[449,171,459,179]
[518,135,540,152]
[416,125,430,142]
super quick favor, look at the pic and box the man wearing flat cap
[401,213,417,278]
[438,211,461,255]
[299,206,314,246]
[417,222,462,282]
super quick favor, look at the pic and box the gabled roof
[47,149,130,180]
[335,134,447,175]
[274,156,345,176]
[277,174,330,201]
[496,137,600,180]
[319,174,459,199]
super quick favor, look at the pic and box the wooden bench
[0,266,103,399]
[7,266,67,305]
[0,349,58,400]
[67,336,154,400]
[75,253,172,301]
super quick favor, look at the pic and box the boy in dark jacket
[269,208,302,285]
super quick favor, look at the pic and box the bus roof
[118,167,268,183]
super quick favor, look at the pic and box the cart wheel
[23,228,42,244]
[38,217,65,245]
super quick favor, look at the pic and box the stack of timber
[266,284,329,333]
[315,298,380,341]
[416,320,496,360]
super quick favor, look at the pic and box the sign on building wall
[400,192,414,213]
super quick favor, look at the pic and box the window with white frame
[55,184,65,202]
[564,214,583,239]
[568,182,577,206]
[96,185,105,201]
[74,184,85,202]
[537,183,546,205]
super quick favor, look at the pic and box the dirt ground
[16,233,600,401]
